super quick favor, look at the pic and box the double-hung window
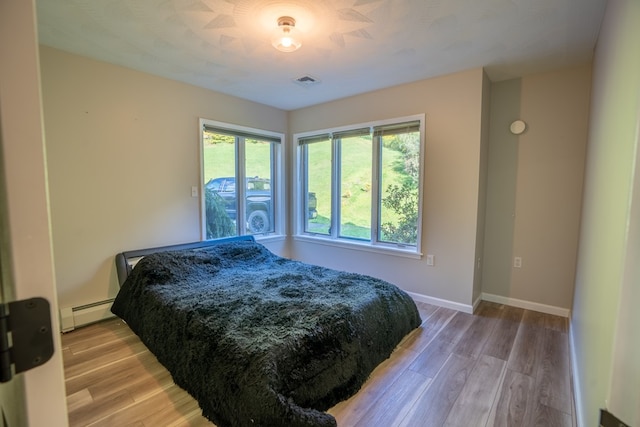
[297,115,424,256]
[200,119,283,239]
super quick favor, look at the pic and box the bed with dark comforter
[111,237,421,427]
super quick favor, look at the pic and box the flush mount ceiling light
[271,16,302,52]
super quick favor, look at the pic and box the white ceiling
[36,0,607,111]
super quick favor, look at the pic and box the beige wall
[39,46,287,310]
[482,78,521,302]
[473,71,492,303]
[482,65,591,312]
[571,0,640,425]
[289,68,487,308]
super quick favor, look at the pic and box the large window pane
[304,139,331,235]
[378,131,420,245]
[339,135,372,239]
[203,131,237,239]
[245,139,274,234]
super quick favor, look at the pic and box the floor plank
[483,305,524,361]
[488,369,536,427]
[62,302,576,427]
[535,329,572,415]
[530,403,573,427]
[353,369,431,427]
[507,320,544,377]
[329,345,420,426]
[399,306,457,352]
[452,307,500,359]
[398,353,476,427]
[443,354,506,427]
[433,311,476,345]
[407,334,457,378]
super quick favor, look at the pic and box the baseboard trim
[570,324,585,427]
[60,299,116,332]
[481,293,570,317]
[472,294,483,313]
[406,291,474,314]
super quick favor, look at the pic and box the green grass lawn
[202,135,409,237]
[203,139,272,181]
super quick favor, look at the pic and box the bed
[111,236,421,427]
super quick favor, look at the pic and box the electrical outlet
[514,257,522,268]
[426,254,435,266]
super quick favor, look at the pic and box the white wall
[571,0,640,425]
[0,1,68,425]
[39,46,288,311]
[289,68,487,309]
[482,65,591,314]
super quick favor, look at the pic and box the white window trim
[199,118,285,240]
[294,114,425,258]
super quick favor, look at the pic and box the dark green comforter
[111,240,421,427]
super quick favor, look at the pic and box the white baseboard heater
[59,299,115,332]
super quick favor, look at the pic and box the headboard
[115,235,256,287]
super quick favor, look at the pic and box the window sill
[292,234,422,259]
[254,234,286,244]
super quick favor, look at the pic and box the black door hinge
[0,297,54,383]
[600,409,631,427]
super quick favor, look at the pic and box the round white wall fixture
[510,120,527,135]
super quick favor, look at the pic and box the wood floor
[61,301,576,426]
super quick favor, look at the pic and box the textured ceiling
[36,0,607,110]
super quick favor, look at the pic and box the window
[200,119,282,239]
[297,115,424,255]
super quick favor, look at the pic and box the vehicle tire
[247,210,269,233]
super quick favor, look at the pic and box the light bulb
[271,17,301,52]
[281,36,293,48]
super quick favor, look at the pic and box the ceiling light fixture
[271,16,302,53]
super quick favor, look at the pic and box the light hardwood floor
[62,301,576,426]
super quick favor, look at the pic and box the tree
[380,132,420,244]
[380,181,419,245]
[205,187,235,239]
[384,133,420,184]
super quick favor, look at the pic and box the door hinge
[0,297,54,383]
[600,409,630,427]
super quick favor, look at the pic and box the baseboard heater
[59,299,116,332]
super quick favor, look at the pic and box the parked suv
[205,177,317,233]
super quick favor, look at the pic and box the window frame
[199,118,285,241]
[294,114,425,258]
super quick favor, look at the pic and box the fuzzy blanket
[111,240,421,427]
